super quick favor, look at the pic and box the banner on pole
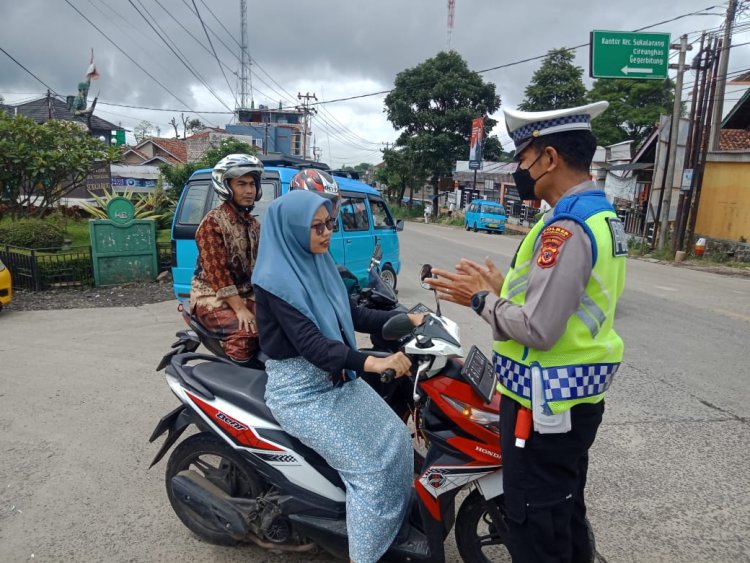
[469,117,484,170]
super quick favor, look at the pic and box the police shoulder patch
[607,217,628,257]
[537,225,573,269]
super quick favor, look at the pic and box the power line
[0,46,58,94]
[126,0,234,112]
[62,0,212,124]
[191,0,238,106]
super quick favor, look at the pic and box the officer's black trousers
[500,394,604,563]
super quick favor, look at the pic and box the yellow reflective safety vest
[493,191,627,415]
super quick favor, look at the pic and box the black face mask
[512,151,549,201]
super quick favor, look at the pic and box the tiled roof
[11,96,120,132]
[136,137,188,164]
[719,129,750,151]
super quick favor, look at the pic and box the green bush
[37,255,94,288]
[0,218,65,249]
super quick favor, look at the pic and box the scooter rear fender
[148,405,198,468]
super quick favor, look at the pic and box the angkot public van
[464,200,507,234]
[170,165,403,301]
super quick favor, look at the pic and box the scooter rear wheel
[165,432,266,545]
[455,489,510,562]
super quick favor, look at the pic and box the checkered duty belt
[493,353,618,403]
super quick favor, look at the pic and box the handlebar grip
[381,369,396,383]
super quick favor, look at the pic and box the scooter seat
[191,362,277,424]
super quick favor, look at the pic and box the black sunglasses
[311,217,337,236]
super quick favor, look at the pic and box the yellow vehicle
[0,258,12,311]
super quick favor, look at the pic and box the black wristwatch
[471,291,490,315]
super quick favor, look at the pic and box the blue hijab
[253,190,356,351]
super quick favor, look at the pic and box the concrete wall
[696,157,750,241]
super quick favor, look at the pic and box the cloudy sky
[1,1,747,167]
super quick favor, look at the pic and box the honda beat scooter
[149,265,509,562]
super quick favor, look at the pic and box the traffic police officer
[427,101,627,563]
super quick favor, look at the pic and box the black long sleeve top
[254,285,400,373]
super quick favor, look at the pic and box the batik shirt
[190,201,260,311]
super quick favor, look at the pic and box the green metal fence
[1,241,172,292]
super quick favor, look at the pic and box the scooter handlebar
[380,369,396,384]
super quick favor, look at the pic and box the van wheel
[465,222,470,231]
[380,265,397,291]
[473,223,478,233]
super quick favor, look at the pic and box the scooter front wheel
[454,489,510,562]
[165,432,266,545]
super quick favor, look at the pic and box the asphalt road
[0,221,748,562]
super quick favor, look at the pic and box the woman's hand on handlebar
[407,313,427,326]
[364,352,412,378]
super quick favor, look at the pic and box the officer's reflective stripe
[591,271,612,311]
[575,306,600,337]
[542,363,618,402]
[494,353,618,403]
[575,294,607,337]
[508,273,529,291]
[506,279,529,300]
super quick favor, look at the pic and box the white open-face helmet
[211,153,264,202]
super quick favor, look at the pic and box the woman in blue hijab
[253,190,418,563]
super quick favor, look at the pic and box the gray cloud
[0,0,742,164]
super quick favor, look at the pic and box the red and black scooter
[149,265,509,562]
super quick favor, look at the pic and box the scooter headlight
[442,395,499,434]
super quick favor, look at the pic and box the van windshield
[481,205,506,217]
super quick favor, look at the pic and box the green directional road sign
[590,30,670,79]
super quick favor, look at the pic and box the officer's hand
[426,267,493,307]
[457,257,504,295]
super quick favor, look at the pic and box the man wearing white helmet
[190,153,264,364]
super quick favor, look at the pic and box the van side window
[177,182,211,225]
[340,196,370,231]
[369,198,394,229]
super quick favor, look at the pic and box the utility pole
[709,0,738,150]
[657,34,690,252]
[297,92,317,160]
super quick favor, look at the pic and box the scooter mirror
[419,264,433,290]
[372,242,383,262]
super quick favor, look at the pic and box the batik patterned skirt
[264,357,412,563]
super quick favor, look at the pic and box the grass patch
[0,217,170,249]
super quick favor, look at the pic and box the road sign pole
[657,34,688,252]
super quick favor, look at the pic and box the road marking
[654,285,678,292]
[715,309,750,322]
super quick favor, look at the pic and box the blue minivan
[170,165,404,301]
[464,200,507,234]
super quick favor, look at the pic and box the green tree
[384,51,501,209]
[587,78,675,147]
[519,48,586,111]
[375,146,428,205]
[0,113,119,218]
[160,137,257,199]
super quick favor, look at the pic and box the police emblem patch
[537,225,572,269]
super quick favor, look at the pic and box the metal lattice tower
[447,0,455,50]
[239,0,252,109]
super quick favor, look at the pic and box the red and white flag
[86,48,100,81]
